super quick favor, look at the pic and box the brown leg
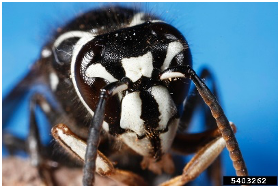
[51,124,146,186]
[164,123,237,186]
[161,136,226,186]
[171,126,221,155]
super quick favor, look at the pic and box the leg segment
[27,93,60,185]
[3,85,71,184]
[51,124,146,186]
[3,133,27,155]
[160,65,248,177]
[28,94,43,167]
[161,135,226,186]
[171,123,236,185]
[163,122,237,185]
[171,126,221,155]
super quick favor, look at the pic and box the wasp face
[64,21,192,159]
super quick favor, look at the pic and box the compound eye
[72,38,119,117]
[53,37,80,66]
[81,39,105,64]
[52,31,93,72]
[75,38,106,84]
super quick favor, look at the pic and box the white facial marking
[49,72,59,91]
[160,118,179,153]
[161,41,184,71]
[129,12,145,26]
[41,48,52,58]
[70,32,96,116]
[120,92,145,136]
[112,84,128,96]
[160,72,185,80]
[86,63,118,83]
[150,86,177,130]
[121,52,153,82]
[119,132,151,156]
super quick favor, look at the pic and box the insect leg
[25,84,73,185]
[51,124,146,185]
[83,80,129,185]
[161,134,227,185]
[160,66,248,177]
[27,93,59,185]
[3,60,46,128]
[28,94,43,167]
[3,65,42,154]
[3,133,27,155]
[171,125,224,154]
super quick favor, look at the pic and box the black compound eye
[78,38,105,70]
[53,36,80,66]
[74,38,106,86]
[52,31,97,75]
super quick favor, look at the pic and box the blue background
[3,2,278,184]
